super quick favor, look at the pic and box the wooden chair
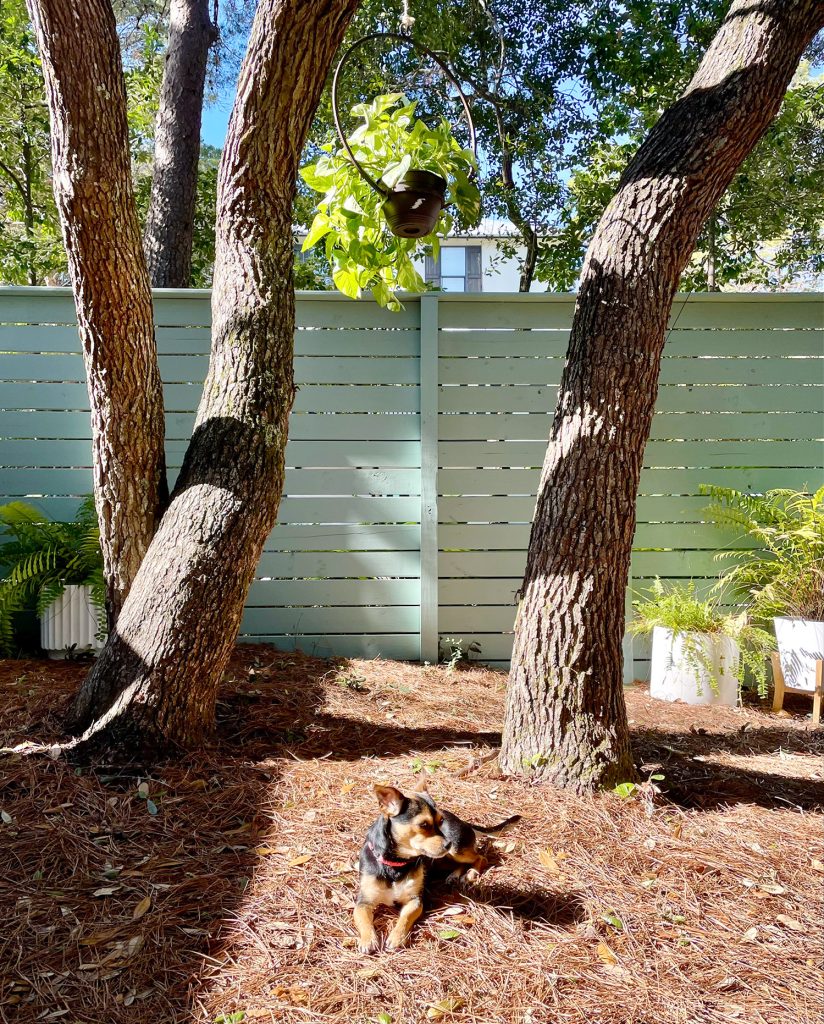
[771,652,823,727]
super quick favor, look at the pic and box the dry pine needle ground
[0,645,822,1024]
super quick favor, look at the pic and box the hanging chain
[399,0,415,36]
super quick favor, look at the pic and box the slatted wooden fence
[1,288,821,678]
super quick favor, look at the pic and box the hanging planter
[381,168,447,238]
[300,31,481,309]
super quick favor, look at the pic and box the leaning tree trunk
[25,0,168,624]
[64,0,359,756]
[499,0,824,791]
[144,0,217,287]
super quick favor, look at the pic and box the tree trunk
[64,0,359,757]
[25,0,168,623]
[144,0,217,288]
[499,0,824,792]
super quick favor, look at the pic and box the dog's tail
[466,814,521,834]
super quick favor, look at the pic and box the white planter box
[40,584,104,659]
[774,617,824,693]
[649,626,740,706]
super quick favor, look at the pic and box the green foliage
[701,485,824,622]
[0,498,105,654]
[301,93,480,309]
[438,635,482,671]
[630,579,775,696]
[0,0,65,284]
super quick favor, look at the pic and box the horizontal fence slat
[240,605,420,633]
[257,550,419,578]
[439,384,823,414]
[439,355,822,386]
[276,495,419,524]
[238,633,420,660]
[439,327,824,358]
[439,439,824,468]
[438,411,822,442]
[438,466,821,496]
[246,578,419,606]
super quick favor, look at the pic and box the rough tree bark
[144,0,217,287]
[25,0,168,623]
[59,0,359,756]
[500,0,824,791]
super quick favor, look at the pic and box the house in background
[296,219,543,293]
[413,219,542,293]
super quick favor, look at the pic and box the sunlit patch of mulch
[0,648,822,1024]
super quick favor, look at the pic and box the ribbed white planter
[774,617,824,693]
[649,626,740,707]
[40,585,103,659]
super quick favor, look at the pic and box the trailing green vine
[300,93,481,309]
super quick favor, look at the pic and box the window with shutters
[424,245,483,292]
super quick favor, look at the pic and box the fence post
[623,573,635,685]
[420,293,439,663]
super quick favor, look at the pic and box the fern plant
[629,579,775,696]
[0,498,105,653]
[701,485,824,623]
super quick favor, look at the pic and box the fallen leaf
[1,810,12,824]
[811,859,824,873]
[340,782,357,794]
[356,964,381,979]
[92,886,120,897]
[741,927,758,943]
[289,854,313,866]
[438,928,461,940]
[538,849,560,875]
[758,882,785,895]
[132,896,151,921]
[441,906,467,916]
[776,915,804,932]
[136,783,149,799]
[426,997,466,1019]
[146,799,158,816]
[596,942,617,965]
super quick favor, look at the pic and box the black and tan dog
[354,783,520,953]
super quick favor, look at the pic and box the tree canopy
[2,0,822,290]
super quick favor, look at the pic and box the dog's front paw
[446,868,465,885]
[357,933,380,954]
[385,930,410,951]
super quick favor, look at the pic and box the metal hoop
[331,31,477,198]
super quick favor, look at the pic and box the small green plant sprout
[0,498,105,653]
[700,485,824,623]
[438,635,482,670]
[629,579,774,697]
[300,93,481,310]
[409,757,443,775]
[521,752,550,771]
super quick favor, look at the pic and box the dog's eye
[419,822,433,833]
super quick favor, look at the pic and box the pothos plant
[300,93,481,310]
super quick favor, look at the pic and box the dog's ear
[413,778,429,795]
[374,784,405,817]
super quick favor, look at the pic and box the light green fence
[1,288,822,677]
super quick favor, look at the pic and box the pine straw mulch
[0,647,822,1024]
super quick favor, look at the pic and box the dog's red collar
[367,840,411,868]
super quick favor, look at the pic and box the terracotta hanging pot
[382,169,447,238]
